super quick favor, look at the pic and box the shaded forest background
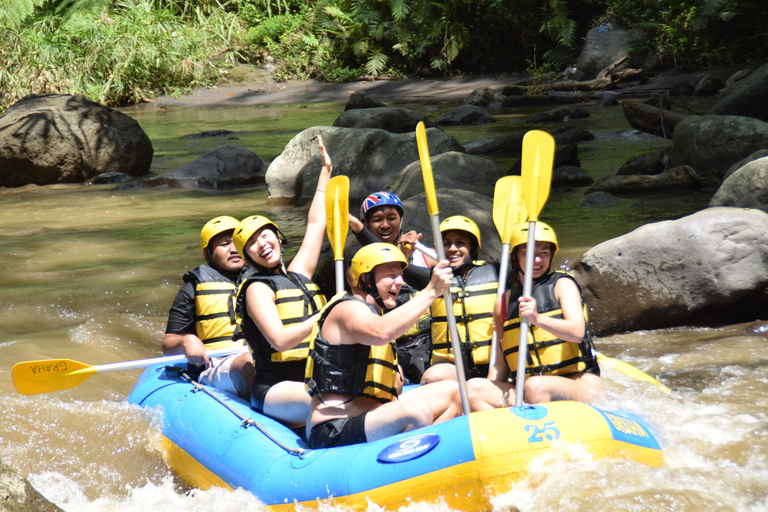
[1,0,766,111]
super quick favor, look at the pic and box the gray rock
[551,126,595,145]
[585,165,701,194]
[86,172,135,185]
[598,92,619,107]
[552,165,594,187]
[708,63,768,121]
[387,151,504,201]
[146,144,266,188]
[526,105,590,124]
[669,80,695,96]
[723,149,768,180]
[332,107,434,133]
[344,91,387,111]
[580,191,625,208]
[710,156,768,213]
[0,458,63,511]
[575,25,632,81]
[435,105,495,126]
[464,87,506,106]
[265,126,463,204]
[0,94,152,187]
[693,73,725,97]
[501,84,528,96]
[572,207,768,335]
[670,115,768,177]
[509,143,580,175]
[465,134,525,156]
[617,149,668,176]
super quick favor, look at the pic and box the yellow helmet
[200,216,239,255]
[351,243,408,285]
[440,215,481,253]
[233,215,287,262]
[510,222,558,256]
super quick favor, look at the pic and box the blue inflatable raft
[127,364,663,510]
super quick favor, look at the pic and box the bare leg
[420,363,458,384]
[230,352,254,400]
[466,378,515,411]
[262,381,312,428]
[524,373,603,403]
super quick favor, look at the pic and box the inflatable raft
[127,363,663,510]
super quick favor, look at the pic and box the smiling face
[364,206,402,245]
[442,230,472,269]
[371,261,405,310]
[208,230,244,274]
[515,241,553,279]
[244,226,282,269]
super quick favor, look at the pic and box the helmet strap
[363,273,387,309]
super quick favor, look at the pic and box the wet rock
[0,459,63,511]
[465,134,525,156]
[145,143,266,188]
[552,165,594,187]
[508,143,580,175]
[387,151,503,201]
[598,92,619,107]
[265,126,463,204]
[0,94,152,187]
[580,191,625,208]
[723,149,768,180]
[669,80,695,96]
[332,107,434,133]
[501,84,528,96]
[716,68,753,98]
[574,25,632,81]
[435,105,495,126]
[572,207,768,335]
[551,126,595,145]
[617,149,668,176]
[670,115,768,177]
[85,171,135,185]
[344,91,387,111]
[526,105,590,124]
[464,87,505,107]
[710,156,768,213]
[693,73,725,97]
[182,130,234,139]
[585,165,701,194]
[707,63,768,121]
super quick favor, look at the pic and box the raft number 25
[525,422,560,442]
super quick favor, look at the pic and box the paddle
[596,352,671,393]
[488,175,525,367]
[514,130,555,407]
[415,121,471,416]
[12,345,250,395]
[325,175,350,294]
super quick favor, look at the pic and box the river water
[1,90,766,511]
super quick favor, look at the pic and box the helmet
[200,216,239,254]
[440,216,481,253]
[510,222,558,256]
[233,215,287,262]
[360,192,404,222]
[351,243,408,286]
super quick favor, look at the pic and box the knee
[524,377,551,404]
[420,364,456,385]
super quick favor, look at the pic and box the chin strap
[363,274,387,310]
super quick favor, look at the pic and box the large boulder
[434,106,495,126]
[464,87,506,107]
[553,165,594,187]
[332,107,434,134]
[0,458,63,511]
[669,115,768,178]
[617,150,668,176]
[710,156,768,213]
[0,94,152,187]
[572,207,768,336]
[145,144,267,188]
[707,63,768,121]
[265,126,463,204]
[387,151,504,201]
[723,149,768,180]
[574,25,632,81]
[344,91,387,111]
[584,165,702,195]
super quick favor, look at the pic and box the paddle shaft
[406,241,437,261]
[514,220,537,406]
[488,244,510,368]
[95,345,249,374]
[334,260,345,294]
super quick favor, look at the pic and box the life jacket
[389,283,431,345]
[184,265,242,350]
[235,268,327,368]
[305,293,398,404]
[501,270,600,379]
[430,261,498,378]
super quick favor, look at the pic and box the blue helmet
[360,191,404,221]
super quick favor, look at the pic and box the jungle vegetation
[0,0,766,111]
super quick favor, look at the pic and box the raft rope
[173,368,307,457]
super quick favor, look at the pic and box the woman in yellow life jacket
[233,136,332,429]
[466,222,602,408]
[162,216,253,399]
[420,216,499,384]
[304,243,460,449]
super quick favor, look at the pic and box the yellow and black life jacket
[184,265,242,350]
[305,293,399,404]
[430,261,498,378]
[235,268,327,368]
[389,283,431,344]
[501,270,600,379]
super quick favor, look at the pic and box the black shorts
[308,412,368,449]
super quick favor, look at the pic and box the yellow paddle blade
[597,353,671,393]
[12,359,97,395]
[416,122,439,216]
[493,176,526,245]
[325,175,349,261]
[520,130,555,222]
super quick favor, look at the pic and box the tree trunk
[621,100,688,139]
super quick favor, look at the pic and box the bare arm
[348,214,364,234]
[162,333,209,365]
[519,278,585,343]
[246,281,317,351]
[287,135,333,278]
